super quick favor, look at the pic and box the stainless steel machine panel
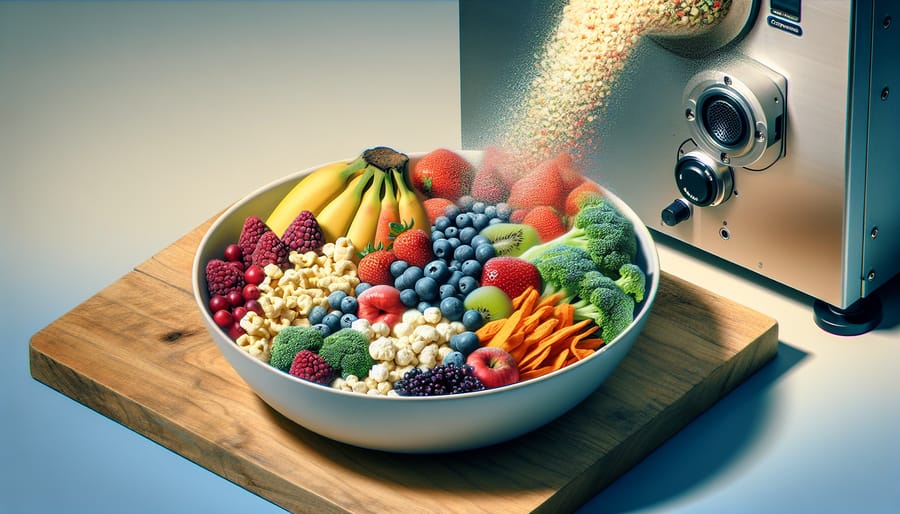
[460,0,899,323]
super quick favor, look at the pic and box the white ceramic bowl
[192,150,659,453]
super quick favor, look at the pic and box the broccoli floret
[615,263,646,303]
[532,245,600,298]
[571,271,636,343]
[269,326,325,372]
[319,328,375,379]
[519,197,637,278]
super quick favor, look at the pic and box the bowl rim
[191,150,660,402]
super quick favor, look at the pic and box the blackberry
[393,364,486,396]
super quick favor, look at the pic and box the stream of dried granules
[502,0,731,166]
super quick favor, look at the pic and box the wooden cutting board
[29,216,778,514]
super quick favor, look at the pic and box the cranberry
[226,290,244,307]
[245,299,263,316]
[208,295,229,313]
[244,265,265,285]
[213,309,234,328]
[227,322,245,340]
[223,243,243,263]
[242,284,260,301]
[232,306,248,321]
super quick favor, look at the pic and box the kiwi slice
[479,223,541,257]
[463,286,513,322]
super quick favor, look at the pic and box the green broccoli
[519,197,637,278]
[269,326,325,372]
[572,271,636,343]
[532,245,600,299]
[615,263,646,303]
[319,328,375,379]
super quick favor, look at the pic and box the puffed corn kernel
[422,307,443,324]
[371,321,391,338]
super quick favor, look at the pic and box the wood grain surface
[29,217,779,513]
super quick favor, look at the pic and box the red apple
[466,347,519,389]
[356,285,407,326]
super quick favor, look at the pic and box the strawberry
[551,152,585,190]
[357,249,398,286]
[480,257,542,301]
[251,230,290,269]
[422,197,455,225]
[469,165,510,204]
[479,145,526,188]
[564,179,603,218]
[391,228,434,268]
[509,208,528,224]
[523,206,567,242]
[411,148,475,201]
[506,159,566,212]
[238,215,271,268]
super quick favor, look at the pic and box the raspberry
[250,231,290,269]
[238,216,271,268]
[288,350,334,385]
[281,210,325,253]
[205,259,246,297]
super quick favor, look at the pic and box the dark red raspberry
[251,231,290,269]
[288,350,334,385]
[281,210,325,253]
[238,216,271,268]
[205,259,246,297]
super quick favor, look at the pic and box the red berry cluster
[208,243,268,339]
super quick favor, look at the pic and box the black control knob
[661,199,692,226]
[674,150,733,207]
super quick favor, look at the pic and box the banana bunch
[265,146,430,256]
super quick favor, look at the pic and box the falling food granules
[503,0,732,166]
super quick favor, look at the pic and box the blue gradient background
[2,2,898,513]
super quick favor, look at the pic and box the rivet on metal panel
[871,226,879,239]
[867,270,877,281]
[883,16,892,29]
[881,87,890,101]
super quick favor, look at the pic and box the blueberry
[471,234,490,248]
[327,290,348,310]
[339,295,358,314]
[488,217,502,225]
[443,204,461,218]
[442,350,466,368]
[404,266,424,283]
[471,213,490,231]
[446,237,461,249]
[354,282,372,296]
[471,201,486,214]
[450,331,481,356]
[495,202,512,220]
[431,229,445,241]
[432,238,453,259]
[439,296,465,321]
[475,243,496,263]
[484,205,498,219]
[423,259,451,282]
[457,195,476,210]
[400,288,419,307]
[453,244,475,263]
[390,259,409,278]
[439,283,458,300]
[444,226,459,239]
[457,275,479,296]
[307,305,328,325]
[455,213,472,228]
[311,323,332,337]
[340,313,358,328]
[434,216,452,231]
[322,313,342,333]
[415,276,439,301]
[447,270,464,288]
[458,226,478,244]
[460,259,482,278]
[417,301,433,313]
[462,309,485,331]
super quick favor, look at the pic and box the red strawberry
[564,179,603,218]
[469,165,510,203]
[205,259,246,297]
[506,160,566,212]
[422,197,455,225]
[357,249,398,286]
[251,231,290,269]
[509,208,528,224]
[238,216,271,268]
[480,257,542,301]
[391,228,434,268]
[551,152,585,190]
[523,206,567,242]
[479,145,526,188]
[281,210,325,253]
[411,148,475,201]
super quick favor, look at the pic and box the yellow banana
[316,166,376,244]
[345,169,386,256]
[392,169,431,234]
[265,156,367,236]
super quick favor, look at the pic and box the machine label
[768,16,803,37]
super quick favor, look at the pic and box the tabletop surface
[2,2,898,513]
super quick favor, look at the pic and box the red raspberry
[288,350,334,385]
[250,231,290,269]
[238,216,271,268]
[281,210,325,253]
[205,259,245,297]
